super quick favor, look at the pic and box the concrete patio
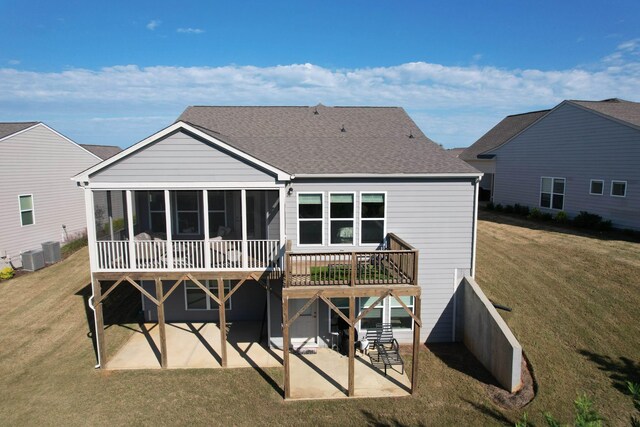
[106,321,411,400]
[106,321,282,369]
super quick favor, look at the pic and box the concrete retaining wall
[462,275,523,392]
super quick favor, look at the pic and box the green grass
[0,214,638,425]
[310,264,394,282]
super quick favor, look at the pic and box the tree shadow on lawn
[578,349,640,396]
[479,210,640,244]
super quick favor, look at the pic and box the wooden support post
[348,295,355,397]
[156,278,168,368]
[92,277,107,367]
[283,296,291,399]
[411,294,422,394]
[218,278,228,368]
[350,252,357,286]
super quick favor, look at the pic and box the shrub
[513,203,530,216]
[494,203,504,212]
[555,211,568,223]
[598,220,612,231]
[540,212,553,221]
[504,204,515,214]
[0,266,14,280]
[527,208,542,220]
[486,201,495,210]
[61,232,88,257]
[573,211,604,229]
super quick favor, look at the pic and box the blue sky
[1,0,639,148]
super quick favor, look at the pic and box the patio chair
[375,337,404,376]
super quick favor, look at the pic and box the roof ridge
[184,105,401,109]
[0,121,40,125]
[506,109,551,118]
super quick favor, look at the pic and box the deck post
[156,278,168,368]
[411,294,421,394]
[241,189,248,269]
[218,278,228,368]
[125,190,136,269]
[348,295,355,396]
[92,276,107,368]
[350,252,357,286]
[282,296,291,399]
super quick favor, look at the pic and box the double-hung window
[611,181,627,197]
[360,193,386,244]
[359,296,415,331]
[589,180,604,195]
[540,177,565,210]
[19,195,34,226]
[148,191,166,233]
[329,193,355,245]
[298,193,323,245]
[185,280,232,310]
[175,191,200,235]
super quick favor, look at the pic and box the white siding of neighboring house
[0,125,100,267]
[90,131,277,183]
[492,102,640,230]
[275,178,476,344]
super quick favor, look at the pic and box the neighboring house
[80,144,123,160]
[468,98,640,230]
[0,122,114,268]
[459,109,550,200]
[73,105,482,395]
[446,147,466,158]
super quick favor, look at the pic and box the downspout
[88,294,102,368]
[471,177,480,278]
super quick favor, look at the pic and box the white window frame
[148,191,165,232]
[359,191,387,246]
[18,194,35,227]
[184,280,232,311]
[539,177,565,210]
[389,295,415,332]
[296,192,325,247]
[327,297,351,333]
[357,296,414,332]
[174,191,201,235]
[611,180,627,198]
[328,192,356,246]
[589,179,604,196]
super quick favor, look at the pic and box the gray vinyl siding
[90,131,277,184]
[0,125,100,267]
[284,178,476,343]
[492,103,640,230]
[142,280,268,322]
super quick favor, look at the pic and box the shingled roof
[459,110,550,161]
[570,98,640,128]
[0,122,39,140]
[177,105,479,175]
[80,144,122,160]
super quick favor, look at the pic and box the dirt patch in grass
[487,354,536,410]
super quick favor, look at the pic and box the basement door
[289,298,318,346]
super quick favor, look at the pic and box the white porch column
[84,188,98,272]
[241,189,248,269]
[279,186,286,270]
[126,190,136,270]
[203,189,211,269]
[164,190,173,269]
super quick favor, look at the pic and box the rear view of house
[0,122,115,268]
[74,105,485,397]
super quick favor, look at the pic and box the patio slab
[289,349,411,400]
[106,321,283,370]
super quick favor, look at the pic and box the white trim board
[73,121,292,182]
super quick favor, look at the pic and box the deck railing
[284,233,418,287]
[95,239,281,272]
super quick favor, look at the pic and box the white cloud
[0,41,638,148]
[177,28,205,34]
[146,20,161,30]
[8,59,20,65]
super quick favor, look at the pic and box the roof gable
[568,98,640,130]
[459,110,550,161]
[0,122,40,141]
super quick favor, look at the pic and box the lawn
[0,213,638,426]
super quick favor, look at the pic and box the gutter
[87,295,102,369]
[290,172,483,179]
